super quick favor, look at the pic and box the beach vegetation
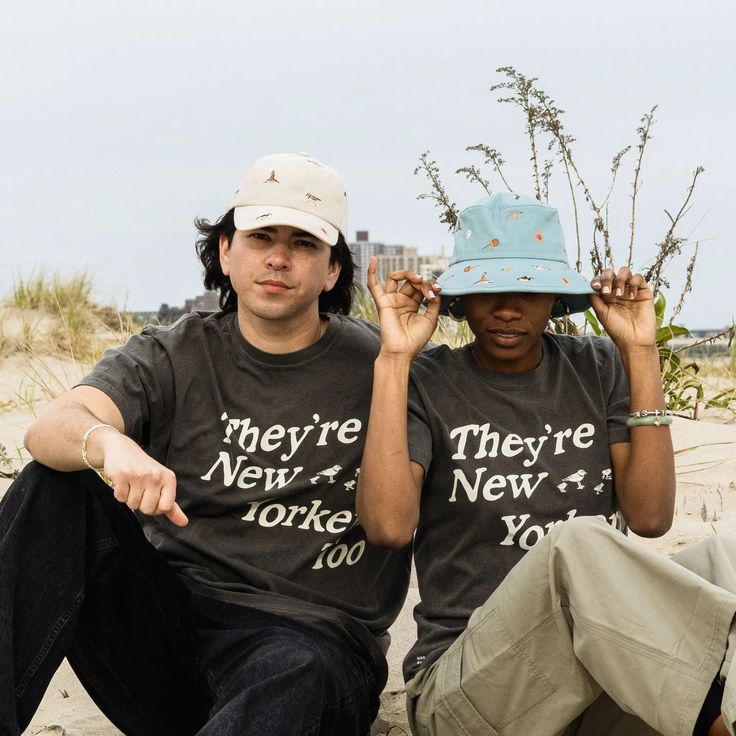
[412,65,734,418]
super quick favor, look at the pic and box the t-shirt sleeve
[76,327,175,447]
[407,377,433,473]
[601,340,631,445]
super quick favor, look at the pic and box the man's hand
[367,257,441,360]
[96,430,189,527]
[589,267,656,350]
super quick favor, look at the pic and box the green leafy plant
[414,65,733,417]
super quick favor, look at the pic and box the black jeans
[0,463,378,736]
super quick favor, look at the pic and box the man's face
[219,225,340,324]
[461,291,556,374]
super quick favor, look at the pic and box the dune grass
[3,271,138,364]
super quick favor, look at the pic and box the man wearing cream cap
[0,153,410,735]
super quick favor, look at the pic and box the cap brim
[437,258,593,318]
[233,205,339,245]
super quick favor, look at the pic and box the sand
[1,344,734,736]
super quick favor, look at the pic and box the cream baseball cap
[228,153,348,246]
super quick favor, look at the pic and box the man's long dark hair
[195,210,356,314]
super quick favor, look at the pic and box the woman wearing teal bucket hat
[357,193,734,736]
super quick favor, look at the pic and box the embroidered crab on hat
[227,153,347,246]
[437,193,593,318]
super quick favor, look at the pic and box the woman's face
[461,292,556,374]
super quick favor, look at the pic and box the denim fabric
[187,594,377,736]
[0,463,377,736]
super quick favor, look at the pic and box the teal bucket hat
[437,193,593,319]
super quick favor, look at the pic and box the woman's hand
[589,267,656,350]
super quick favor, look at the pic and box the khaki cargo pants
[406,517,736,736]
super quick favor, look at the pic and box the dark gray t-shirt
[79,310,410,686]
[404,333,631,681]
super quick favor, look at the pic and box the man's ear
[219,233,231,276]
[322,258,341,293]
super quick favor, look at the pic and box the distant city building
[157,290,219,324]
[349,231,448,290]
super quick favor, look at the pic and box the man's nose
[265,242,291,270]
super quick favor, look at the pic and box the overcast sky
[2,0,734,329]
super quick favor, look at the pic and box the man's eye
[296,239,318,249]
[250,232,269,241]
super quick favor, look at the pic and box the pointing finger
[166,502,189,527]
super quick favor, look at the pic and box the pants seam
[15,587,85,699]
[569,606,701,674]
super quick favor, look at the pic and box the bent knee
[550,515,617,551]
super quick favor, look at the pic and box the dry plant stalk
[412,66,729,417]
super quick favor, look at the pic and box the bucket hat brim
[437,256,593,319]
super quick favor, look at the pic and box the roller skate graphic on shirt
[557,469,587,493]
[310,465,342,485]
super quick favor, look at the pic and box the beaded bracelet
[81,423,118,471]
[629,409,672,419]
[626,415,673,428]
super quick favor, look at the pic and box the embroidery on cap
[320,227,328,235]
[562,276,570,285]
[442,273,456,281]
[500,266,513,272]
[532,264,550,271]
[483,238,500,249]
[534,232,544,242]
[474,272,491,285]
[264,171,279,183]
[465,229,473,240]
[463,265,478,272]
[256,213,271,220]
[306,193,322,202]
[517,276,533,283]
[508,211,523,221]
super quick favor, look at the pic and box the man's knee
[3,461,103,515]
[1,462,89,537]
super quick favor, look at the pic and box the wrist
[376,351,415,367]
[617,344,658,358]
[618,344,660,370]
[82,424,120,470]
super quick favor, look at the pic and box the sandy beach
[1,322,735,735]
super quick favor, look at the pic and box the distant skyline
[2,0,734,330]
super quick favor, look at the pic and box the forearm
[616,344,676,534]
[357,354,421,548]
[24,394,124,471]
